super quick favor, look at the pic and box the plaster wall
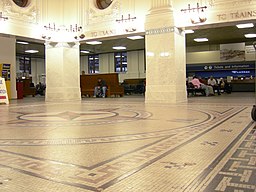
[0,36,16,99]
[0,0,255,41]
[31,58,45,84]
[187,51,256,64]
[80,56,89,74]
[79,50,146,83]
[174,0,256,27]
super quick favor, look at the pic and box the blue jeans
[94,86,107,97]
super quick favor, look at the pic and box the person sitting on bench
[93,78,107,98]
[190,76,210,96]
[208,76,221,95]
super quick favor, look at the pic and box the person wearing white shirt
[208,76,221,95]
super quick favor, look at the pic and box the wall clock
[13,0,29,7]
[96,0,113,9]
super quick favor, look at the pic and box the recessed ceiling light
[115,55,125,58]
[85,41,102,45]
[112,46,126,50]
[25,50,39,53]
[236,23,254,28]
[160,52,170,57]
[244,34,256,38]
[194,38,208,42]
[146,52,154,57]
[127,35,144,40]
[17,41,29,45]
[80,50,90,53]
[184,30,194,34]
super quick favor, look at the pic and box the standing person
[93,78,107,98]
[190,76,210,96]
[208,76,221,95]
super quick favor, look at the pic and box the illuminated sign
[231,70,250,74]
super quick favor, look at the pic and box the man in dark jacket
[93,78,107,98]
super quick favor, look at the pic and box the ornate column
[144,0,187,103]
[151,0,172,8]
[45,42,81,102]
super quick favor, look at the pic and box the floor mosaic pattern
[0,93,255,192]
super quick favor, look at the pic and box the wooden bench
[186,82,206,96]
[80,73,124,97]
[122,78,146,94]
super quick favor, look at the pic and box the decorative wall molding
[208,0,254,7]
[175,0,256,28]
[1,0,38,23]
[45,42,80,49]
[151,0,172,9]
[146,26,174,35]
[88,1,120,24]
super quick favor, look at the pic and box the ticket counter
[231,79,255,92]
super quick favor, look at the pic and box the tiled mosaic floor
[0,93,255,192]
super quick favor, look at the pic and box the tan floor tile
[0,93,255,191]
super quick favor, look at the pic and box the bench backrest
[123,78,146,85]
[80,73,124,97]
[80,73,120,89]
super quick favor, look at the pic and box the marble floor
[0,92,255,192]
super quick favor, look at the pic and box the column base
[45,87,81,102]
[145,87,187,104]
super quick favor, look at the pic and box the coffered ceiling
[15,22,256,58]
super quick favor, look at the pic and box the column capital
[145,26,175,35]
[145,2,175,31]
[44,41,80,49]
[151,0,173,9]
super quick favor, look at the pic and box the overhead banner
[0,77,9,104]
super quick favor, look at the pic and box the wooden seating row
[186,82,206,96]
[121,78,146,94]
[80,73,124,97]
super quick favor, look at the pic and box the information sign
[0,77,9,104]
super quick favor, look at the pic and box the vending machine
[0,63,11,99]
